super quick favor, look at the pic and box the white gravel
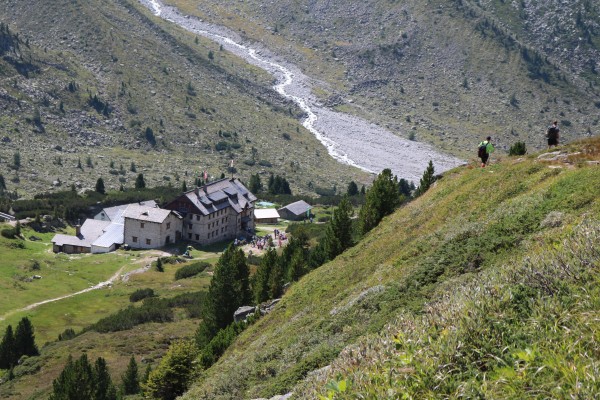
[140,0,464,182]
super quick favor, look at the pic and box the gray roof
[52,219,111,248]
[92,223,124,249]
[168,178,257,216]
[279,200,312,216]
[122,205,175,224]
[95,200,157,223]
[254,209,280,219]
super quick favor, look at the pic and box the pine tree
[248,173,262,194]
[252,248,277,304]
[415,160,435,197]
[14,317,39,358]
[181,180,187,192]
[156,257,164,272]
[287,247,306,282]
[95,178,106,195]
[49,354,95,400]
[122,356,140,395]
[347,181,359,196]
[130,162,136,172]
[323,196,354,260]
[144,341,197,400]
[358,169,401,235]
[202,245,250,336]
[0,174,6,191]
[94,357,118,400]
[135,173,146,189]
[398,178,413,198]
[0,325,15,369]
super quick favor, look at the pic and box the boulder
[233,305,256,322]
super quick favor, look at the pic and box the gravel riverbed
[140,0,464,182]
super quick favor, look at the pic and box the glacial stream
[141,0,463,182]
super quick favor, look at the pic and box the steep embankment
[182,138,600,399]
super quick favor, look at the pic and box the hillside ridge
[181,137,600,399]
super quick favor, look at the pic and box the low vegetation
[180,137,600,399]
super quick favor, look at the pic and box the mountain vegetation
[179,137,600,399]
[1,0,600,399]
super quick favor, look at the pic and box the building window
[146,238,151,245]
[132,236,138,243]
[207,233,210,239]
[196,215,200,221]
[195,234,199,240]
[166,222,171,229]
[188,224,192,230]
[140,222,145,229]
[188,233,192,239]
[189,214,193,220]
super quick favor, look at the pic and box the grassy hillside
[0,0,367,197]
[0,224,214,398]
[181,137,600,399]
[166,0,600,158]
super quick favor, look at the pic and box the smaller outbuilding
[254,208,280,224]
[278,200,312,221]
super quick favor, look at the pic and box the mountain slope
[0,0,367,197]
[181,137,600,399]
[166,0,600,158]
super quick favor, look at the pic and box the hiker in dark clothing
[478,136,494,168]
[547,121,560,148]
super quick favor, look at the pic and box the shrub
[58,328,76,341]
[1,228,17,239]
[174,262,209,280]
[509,141,527,156]
[129,288,156,303]
[258,160,272,167]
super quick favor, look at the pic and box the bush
[509,141,527,156]
[174,262,209,280]
[1,228,17,239]
[58,328,77,341]
[129,288,156,303]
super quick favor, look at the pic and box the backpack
[547,126,558,139]
[478,142,487,158]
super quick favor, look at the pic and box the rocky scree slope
[0,0,366,197]
[167,0,600,158]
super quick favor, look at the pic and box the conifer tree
[415,160,435,197]
[347,181,359,196]
[201,245,250,338]
[252,248,278,304]
[144,341,197,400]
[122,356,140,395]
[94,357,118,400]
[323,196,354,260]
[0,325,15,369]
[248,173,262,194]
[287,247,306,282]
[358,168,401,235]
[14,317,39,358]
[0,174,6,191]
[135,173,146,189]
[49,354,94,400]
[95,178,105,195]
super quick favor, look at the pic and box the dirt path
[139,0,464,182]
[0,266,127,322]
